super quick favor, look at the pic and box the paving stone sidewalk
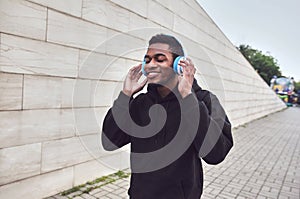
[47,107,300,199]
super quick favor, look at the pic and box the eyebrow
[144,53,167,59]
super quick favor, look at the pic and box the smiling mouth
[147,72,159,78]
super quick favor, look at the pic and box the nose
[144,63,158,73]
[146,57,159,68]
[142,61,157,76]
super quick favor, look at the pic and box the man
[102,34,233,199]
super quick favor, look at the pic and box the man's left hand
[178,57,196,98]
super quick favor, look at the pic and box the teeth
[147,72,157,77]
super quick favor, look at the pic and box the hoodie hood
[192,79,202,92]
[146,83,179,103]
[146,79,203,102]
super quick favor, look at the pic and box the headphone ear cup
[141,61,147,76]
[173,56,184,75]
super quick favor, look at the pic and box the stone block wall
[0,0,285,198]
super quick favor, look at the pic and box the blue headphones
[173,56,184,75]
[141,56,184,76]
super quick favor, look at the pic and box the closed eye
[154,54,167,63]
[143,53,168,64]
[144,56,151,64]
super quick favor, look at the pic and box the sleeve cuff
[114,91,131,107]
[181,93,199,115]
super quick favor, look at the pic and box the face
[143,43,177,86]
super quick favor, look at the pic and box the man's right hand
[122,64,147,97]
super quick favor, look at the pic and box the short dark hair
[148,34,184,60]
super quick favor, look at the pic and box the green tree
[237,45,282,85]
[295,81,300,92]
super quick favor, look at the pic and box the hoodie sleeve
[101,92,131,151]
[181,92,233,165]
[198,92,233,164]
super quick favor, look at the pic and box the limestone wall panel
[47,10,107,53]
[82,0,130,32]
[0,168,73,199]
[0,34,78,77]
[109,0,148,17]
[0,0,46,40]
[0,73,23,110]
[0,143,41,185]
[0,109,75,148]
[28,0,82,17]
[148,1,174,30]
[41,134,109,173]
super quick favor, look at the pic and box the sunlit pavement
[47,107,300,199]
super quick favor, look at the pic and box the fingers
[136,71,143,80]
[133,77,148,95]
[179,57,195,82]
[129,64,141,73]
[140,77,148,87]
[186,57,195,74]
[129,64,142,79]
[177,75,183,81]
[179,57,196,74]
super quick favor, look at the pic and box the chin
[147,78,159,84]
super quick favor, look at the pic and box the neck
[157,76,178,97]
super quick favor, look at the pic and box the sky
[197,0,300,82]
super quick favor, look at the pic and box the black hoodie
[102,79,233,199]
